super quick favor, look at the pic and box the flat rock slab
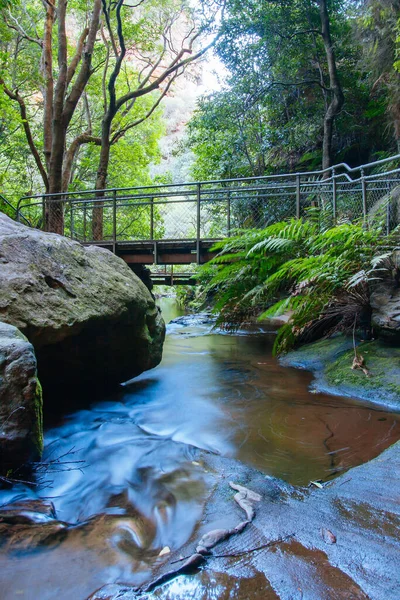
[88,441,400,599]
[281,336,400,410]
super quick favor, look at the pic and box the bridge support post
[150,197,154,240]
[361,169,368,225]
[83,205,87,242]
[332,168,337,222]
[112,189,117,253]
[41,195,45,228]
[153,241,158,264]
[227,191,231,236]
[70,203,74,239]
[196,183,201,264]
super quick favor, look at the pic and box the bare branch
[110,72,178,144]
[116,31,221,111]
[66,27,89,86]
[5,13,43,48]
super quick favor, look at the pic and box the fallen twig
[210,533,295,558]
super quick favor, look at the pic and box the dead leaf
[310,480,324,489]
[321,528,336,544]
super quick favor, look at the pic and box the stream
[1,297,400,599]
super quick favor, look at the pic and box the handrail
[17,154,400,205]
[15,154,400,255]
[0,194,31,226]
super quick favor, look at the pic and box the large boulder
[0,213,165,407]
[0,321,43,473]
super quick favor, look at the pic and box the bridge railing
[16,154,400,247]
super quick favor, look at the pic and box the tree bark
[46,0,101,233]
[91,0,219,240]
[92,117,112,240]
[319,0,344,172]
[41,0,55,175]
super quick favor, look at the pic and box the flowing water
[1,297,400,599]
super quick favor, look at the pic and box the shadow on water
[0,296,399,599]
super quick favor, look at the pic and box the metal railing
[0,194,31,226]
[15,154,400,251]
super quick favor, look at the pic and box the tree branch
[63,0,102,127]
[0,78,49,190]
[66,27,89,86]
[115,31,220,111]
[110,72,178,144]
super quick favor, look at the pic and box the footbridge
[15,155,400,284]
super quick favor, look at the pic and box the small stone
[158,546,171,556]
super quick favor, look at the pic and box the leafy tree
[359,0,400,152]
[0,0,221,236]
[0,0,102,232]
[188,0,398,180]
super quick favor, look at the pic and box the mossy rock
[324,340,400,408]
[0,321,43,474]
[282,336,400,410]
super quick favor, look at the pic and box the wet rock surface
[0,213,165,403]
[170,313,216,327]
[1,307,400,599]
[0,321,42,472]
[2,444,398,599]
[89,443,400,600]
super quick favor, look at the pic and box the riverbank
[280,335,400,410]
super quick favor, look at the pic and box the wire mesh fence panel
[366,176,400,233]
[14,155,400,252]
[157,197,197,239]
[335,180,363,223]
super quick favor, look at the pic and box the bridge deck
[88,239,218,265]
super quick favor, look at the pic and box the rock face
[0,213,165,406]
[0,322,43,472]
[371,281,400,341]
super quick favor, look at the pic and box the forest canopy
[187,0,400,181]
[0,0,399,209]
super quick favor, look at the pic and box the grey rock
[0,321,43,472]
[0,214,165,403]
[371,282,400,341]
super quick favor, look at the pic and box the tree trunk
[46,0,68,234]
[41,1,55,175]
[92,117,112,240]
[319,0,344,172]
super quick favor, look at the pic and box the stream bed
[1,298,400,599]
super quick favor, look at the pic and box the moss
[31,378,43,458]
[282,337,400,409]
[324,341,400,406]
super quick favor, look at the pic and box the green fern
[199,215,399,354]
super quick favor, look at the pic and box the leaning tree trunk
[319,0,344,172]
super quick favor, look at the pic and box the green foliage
[200,215,399,354]
[187,0,399,181]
